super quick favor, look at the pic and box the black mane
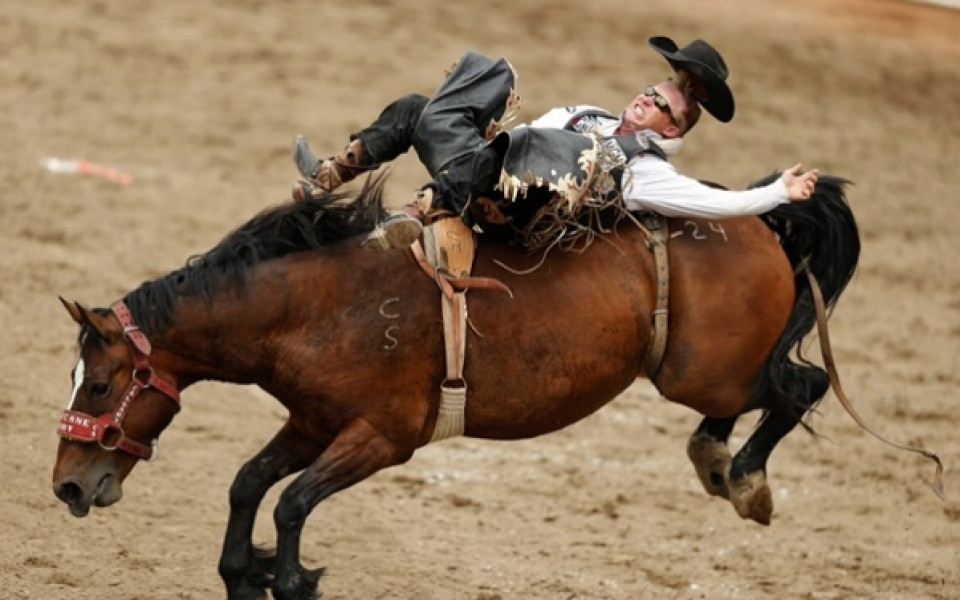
[122,176,386,334]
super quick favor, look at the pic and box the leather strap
[641,214,670,378]
[441,292,468,382]
[805,267,944,499]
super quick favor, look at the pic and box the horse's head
[52,298,181,518]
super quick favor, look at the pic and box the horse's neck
[159,282,292,386]
[159,251,362,388]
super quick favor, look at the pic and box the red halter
[57,302,181,461]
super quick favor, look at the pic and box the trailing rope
[805,267,945,500]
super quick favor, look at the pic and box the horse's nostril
[55,480,84,504]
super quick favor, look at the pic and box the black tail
[750,174,861,421]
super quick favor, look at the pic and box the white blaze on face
[67,358,85,410]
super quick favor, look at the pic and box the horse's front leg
[219,421,324,600]
[687,415,738,498]
[271,417,407,600]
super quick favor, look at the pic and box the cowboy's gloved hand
[782,163,819,202]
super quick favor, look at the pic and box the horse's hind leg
[727,365,829,525]
[219,422,323,600]
[687,416,737,499]
[271,417,406,600]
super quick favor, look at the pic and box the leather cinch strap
[640,214,670,379]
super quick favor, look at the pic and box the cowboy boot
[291,135,372,201]
[362,188,444,251]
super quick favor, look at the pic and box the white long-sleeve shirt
[528,106,789,219]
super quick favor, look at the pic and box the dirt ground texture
[2,0,959,598]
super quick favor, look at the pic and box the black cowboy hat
[648,36,735,123]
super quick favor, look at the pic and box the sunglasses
[644,85,678,126]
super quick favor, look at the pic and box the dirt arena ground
[2,1,958,598]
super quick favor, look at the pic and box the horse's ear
[59,297,110,341]
[59,297,85,326]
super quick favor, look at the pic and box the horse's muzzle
[53,472,121,517]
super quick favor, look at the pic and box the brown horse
[52,174,859,600]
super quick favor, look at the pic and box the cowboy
[293,37,819,250]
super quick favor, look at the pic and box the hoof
[727,471,773,525]
[273,566,325,600]
[686,433,732,499]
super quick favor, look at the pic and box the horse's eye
[90,383,111,397]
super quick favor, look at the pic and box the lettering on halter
[379,297,401,351]
[59,411,95,435]
[671,220,729,242]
